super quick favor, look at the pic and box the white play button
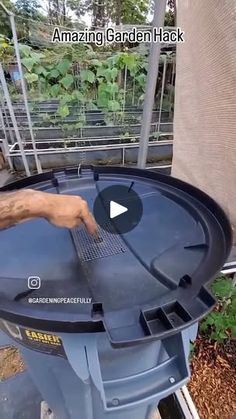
[94,185,143,234]
[110,200,128,219]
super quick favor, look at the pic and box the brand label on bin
[0,320,67,358]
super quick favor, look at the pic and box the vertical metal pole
[132,79,135,106]
[0,107,14,170]
[0,93,15,144]
[122,147,125,165]
[169,57,175,117]
[137,0,167,168]
[157,55,167,134]
[122,64,128,123]
[9,13,42,173]
[0,63,30,176]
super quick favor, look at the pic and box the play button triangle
[110,201,128,219]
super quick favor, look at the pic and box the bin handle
[62,332,191,412]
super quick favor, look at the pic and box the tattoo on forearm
[0,192,31,228]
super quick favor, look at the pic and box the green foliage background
[201,276,236,342]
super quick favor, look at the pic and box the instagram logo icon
[28,276,41,289]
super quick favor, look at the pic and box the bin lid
[0,166,232,347]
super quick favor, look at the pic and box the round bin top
[0,166,232,346]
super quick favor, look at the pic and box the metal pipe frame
[0,63,30,175]
[137,0,167,168]
[2,108,170,118]
[0,2,42,173]
[1,132,174,145]
[169,58,175,116]
[157,55,167,134]
[122,64,128,122]
[181,386,200,419]
[9,14,42,174]
[0,108,14,170]
[8,139,173,156]
[1,122,174,137]
[0,92,15,144]
[6,133,173,147]
[221,262,236,275]
[0,0,10,14]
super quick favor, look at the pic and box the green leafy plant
[60,74,74,90]
[189,341,196,361]
[0,35,14,61]
[57,59,71,76]
[200,276,236,342]
[57,104,70,118]
[17,44,150,129]
[80,69,95,84]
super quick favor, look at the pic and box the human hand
[43,193,98,233]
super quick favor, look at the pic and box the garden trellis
[0,0,175,174]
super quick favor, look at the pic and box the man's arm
[0,189,97,233]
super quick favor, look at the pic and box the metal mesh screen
[70,225,127,262]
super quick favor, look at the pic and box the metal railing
[0,0,175,176]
